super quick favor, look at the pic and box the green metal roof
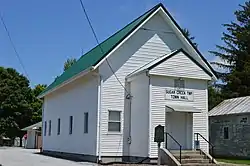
[39,4,161,97]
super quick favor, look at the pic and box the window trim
[57,118,61,135]
[84,112,88,134]
[108,110,121,133]
[223,126,229,140]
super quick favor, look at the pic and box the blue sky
[0,0,246,87]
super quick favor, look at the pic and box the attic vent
[174,78,185,89]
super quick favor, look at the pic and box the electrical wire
[79,0,130,160]
[79,0,130,95]
[0,13,30,81]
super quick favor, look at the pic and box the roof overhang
[166,104,202,113]
[21,121,42,131]
[126,49,213,82]
[156,5,217,80]
[38,67,95,98]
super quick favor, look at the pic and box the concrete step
[171,150,201,155]
[182,163,216,166]
[171,150,201,154]
[182,158,211,164]
[175,153,205,159]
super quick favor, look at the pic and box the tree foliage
[182,28,198,48]
[210,1,250,99]
[0,67,33,139]
[208,84,224,110]
[182,28,222,109]
[63,58,77,71]
[31,84,47,123]
[0,67,46,142]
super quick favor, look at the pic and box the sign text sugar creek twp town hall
[165,88,194,101]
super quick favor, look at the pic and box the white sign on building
[165,88,194,101]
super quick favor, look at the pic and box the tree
[0,67,34,143]
[210,1,250,98]
[182,28,198,47]
[30,84,47,123]
[63,58,77,71]
[182,28,223,109]
[208,84,224,110]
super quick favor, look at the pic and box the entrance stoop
[161,149,218,166]
[172,150,216,166]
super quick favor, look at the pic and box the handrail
[165,132,182,164]
[194,133,215,157]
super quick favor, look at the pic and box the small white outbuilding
[22,121,42,149]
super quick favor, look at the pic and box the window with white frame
[174,79,185,89]
[223,126,229,139]
[108,110,121,132]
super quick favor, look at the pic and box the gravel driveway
[0,147,97,166]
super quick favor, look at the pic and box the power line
[79,0,130,95]
[0,13,30,81]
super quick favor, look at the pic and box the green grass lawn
[217,158,250,165]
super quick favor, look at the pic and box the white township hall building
[38,3,217,163]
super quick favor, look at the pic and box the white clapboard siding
[99,12,186,156]
[150,51,211,80]
[43,73,98,155]
[150,76,209,157]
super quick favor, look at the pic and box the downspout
[126,79,132,157]
[146,71,152,157]
[41,100,44,151]
[97,74,103,162]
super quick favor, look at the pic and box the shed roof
[21,121,42,131]
[209,96,250,117]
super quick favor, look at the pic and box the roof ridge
[75,3,161,63]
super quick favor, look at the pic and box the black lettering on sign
[166,90,175,94]
[180,96,188,100]
[171,95,179,99]
[176,90,186,95]
[187,91,192,95]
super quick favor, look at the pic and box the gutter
[97,74,103,162]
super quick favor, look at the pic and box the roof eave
[157,5,218,80]
[38,66,95,98]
